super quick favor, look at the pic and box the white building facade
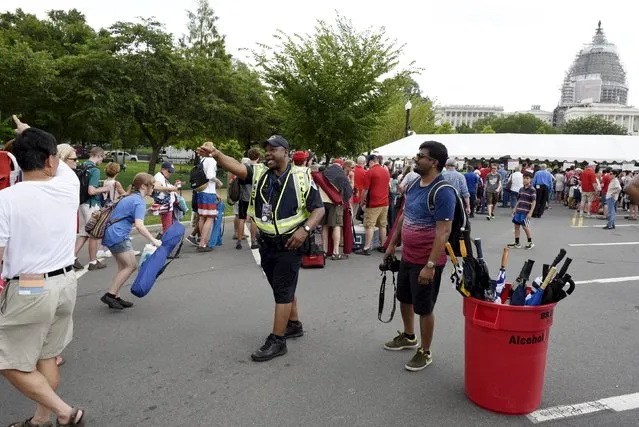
[563,104,639,135]
[513,105,553,125]
[435,105,504,128]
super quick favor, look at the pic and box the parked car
[104,151,138,162]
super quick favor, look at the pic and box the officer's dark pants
[259,241,305,304]
[533,185,549,218]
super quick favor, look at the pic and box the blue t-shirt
[102,193,147,247]
[464,171,480,194]
[401,175,456,265]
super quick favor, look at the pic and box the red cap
[333,158,344,166]
[292,150,309,164]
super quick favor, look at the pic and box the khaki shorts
[486,192,499,206]
[0,271,77,372]
[364,206,388,228]
[78,203,100,237]
[582,191,596,204]
[321,203,344,227]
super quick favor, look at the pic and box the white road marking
[568,241,639,247]
[570,224,639,228]
[527,392,639,423]
[574,276,639,285]
[246,223,260,265]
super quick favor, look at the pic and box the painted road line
[246,223,260,266]
[568,241,639,247]
[571,224,639,228]
[527,392,639,423]
[574,276,639,285]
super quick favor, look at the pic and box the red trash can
[463,295,556,415]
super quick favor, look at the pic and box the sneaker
[251,241,259,250]
[197,246,213,253]
[383,331,419,351]
[602,226,615,230]
[525,242,535,250]
[404,348,432,372]
[284,320,304,339]
[506,242,521,249]
[491,215,495,219]
[235,241,242,250]
[355,248,371,256]
[100,293,124,309]
[186,235,199,247]
[88,260,106,271]
[486,216,491,220]
[251,334,287,362]
[117,297,134,308]
[73,258,84,271]
[96,250,112,258]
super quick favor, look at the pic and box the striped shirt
[516,186,536,214]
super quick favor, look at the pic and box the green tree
[561,115,628,135]
[434,122,455,134]
[472,113,553,134]
[456,123,475,134]
[369,95,436,149]
[480,125,496,133]
[255,14,417,158]
[179,0,229,61]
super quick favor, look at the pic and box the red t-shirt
[480,167,491,182]
[365,164,390,208]
[581,168,597,192]
[352,165,368,203]
[601,173,611,194]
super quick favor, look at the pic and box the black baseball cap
[262,135,289,150]
[367,154,378,163]
[161,161,175,173]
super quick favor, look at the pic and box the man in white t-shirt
[196,147,220,252]
[153,161,178,235]
[0,119,86,426]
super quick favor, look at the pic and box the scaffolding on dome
[559,21,628,107]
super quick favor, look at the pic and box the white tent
[372,133,639,163]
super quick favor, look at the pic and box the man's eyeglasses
[415,152,435,161]
[67,158,78,162]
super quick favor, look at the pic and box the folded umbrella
[525,266,557,306]
[460,239,481,299]
[446,242,469,297]
[493,247,510,304]
[131,222,185,298]
[542,258,575,304]
[473,238,492,301]
[508,259,535,305]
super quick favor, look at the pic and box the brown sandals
[56,408,86,427]
[10,408,85,427]
[9,419,52,427]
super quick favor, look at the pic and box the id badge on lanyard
[262,203,273,222]
[18,273,46,295]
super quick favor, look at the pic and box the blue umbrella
[131,222,185,298]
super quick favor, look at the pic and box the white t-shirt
[202,157,217,194]
[154,172,176,209]
[0,162,79,278]
[510,171,524,193]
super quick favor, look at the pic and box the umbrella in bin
[507,259,535,305]
[446,242,469,297]
[538,258,576,305]
[493,247,510,304]
[524,266,557,306]
[459,238,482,299]
[472,238,492,301]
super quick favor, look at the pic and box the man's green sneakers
[383,331,419,351]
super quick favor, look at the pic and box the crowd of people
[2,115,639,425]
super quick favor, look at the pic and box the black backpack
[189,161,208,191]
[75,164,96,204]
[422,179,472,258]
[226,177,241,206]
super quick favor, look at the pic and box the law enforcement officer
[197,136,324,362]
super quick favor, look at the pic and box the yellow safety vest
[247,163,312,236]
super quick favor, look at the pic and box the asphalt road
[1,204,638,426]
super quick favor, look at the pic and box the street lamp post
[405,100,412,137]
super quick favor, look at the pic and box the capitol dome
[559,21,628,106]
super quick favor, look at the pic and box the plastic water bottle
[139,244,157,267]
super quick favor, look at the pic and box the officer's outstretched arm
[197,144,248,181]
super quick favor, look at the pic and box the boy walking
[508,172,536,249]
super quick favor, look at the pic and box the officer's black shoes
[284,320,304,339]
[251,334,287,362]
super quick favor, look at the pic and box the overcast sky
[12,0,639,112]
